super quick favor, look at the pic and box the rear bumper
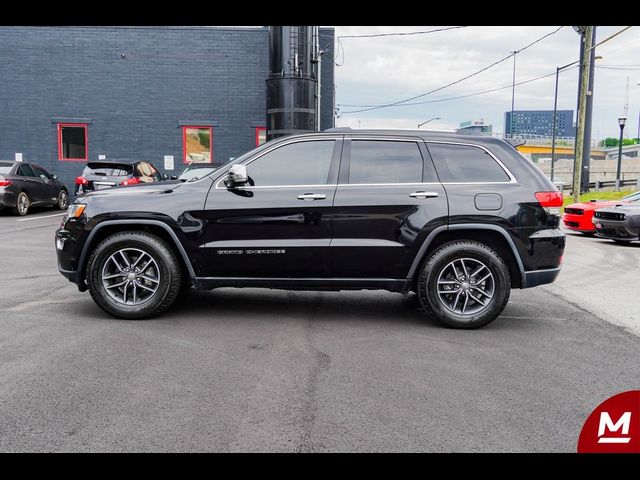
[0,189,17,208]
[523,267,561,288]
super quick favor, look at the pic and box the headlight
[66,204,86,219]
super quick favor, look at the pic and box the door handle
[409,191,439,199]
[297,193,327,201]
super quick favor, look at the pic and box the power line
[337,26,468,39]
[337,66,576,113]
[341,26,565,114]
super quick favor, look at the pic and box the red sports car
[563,190,640,235]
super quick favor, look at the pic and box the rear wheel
[417,240,511,329]
[57,189,69,210]
[86,231,183,319]
[15,192,30,216]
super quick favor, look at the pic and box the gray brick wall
[0,26,335,193]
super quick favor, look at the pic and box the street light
[418,117,441,129]
[550,56,602,182]
[616,116,627,191]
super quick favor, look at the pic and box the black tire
[581,231,595,237]
[417,240,511,329]
[57,189,69,210]
[15,191,30,216]
[85,231,183,319]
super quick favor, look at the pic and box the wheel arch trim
[77,219,198,287]
[406,223,526,286]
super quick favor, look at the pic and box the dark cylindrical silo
[266,26,318,140]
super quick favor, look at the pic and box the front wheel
[417,240,511,329]
[86,231,183,319]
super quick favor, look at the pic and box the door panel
[18,164,47,203]
[201,138,342,278]
[328,138,448,279]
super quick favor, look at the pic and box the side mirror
[170,175,178,180]
[161,173,170,181]
[225,164,248,187]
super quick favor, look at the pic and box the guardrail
[557,178,639,191]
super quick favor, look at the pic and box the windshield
[179,166,219,181]
[622,191,640,202]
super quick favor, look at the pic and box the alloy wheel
[101,248,161,306]
[17,193,29,215]
[435,257,495,316]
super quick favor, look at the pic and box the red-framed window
[255,127,267,147]
[58,123,88,161]
[183,126,213,164]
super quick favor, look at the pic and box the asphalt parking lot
[0,207,639,452]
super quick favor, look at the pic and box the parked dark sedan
[0,161,69,215]
[75,160,164,196]
[593,203,640,243]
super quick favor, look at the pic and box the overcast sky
[328,26,640,140]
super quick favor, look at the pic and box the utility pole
[573,26,594,203]
[510,51,517,136]
[580,26,597,193]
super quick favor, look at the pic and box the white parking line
[16,213,66,222]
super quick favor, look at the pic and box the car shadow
[67,287,545,333]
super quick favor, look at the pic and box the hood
[596,203,640,214]
[83,181,183,198]
[566,199,629,211]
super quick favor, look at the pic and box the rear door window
[427,143,511,183]
[348,140,424,184]
[18,164,37,177]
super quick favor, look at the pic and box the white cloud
[330,26,640,139]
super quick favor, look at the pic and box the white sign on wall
[164,155,175,171]
[98,154,106,160]
[15,153,22,162]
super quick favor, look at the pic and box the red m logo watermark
[578,391,640,453]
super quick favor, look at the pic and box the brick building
[0,26,335,191]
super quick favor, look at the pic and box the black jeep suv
[55,130,565,329]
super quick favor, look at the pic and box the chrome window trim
[214,135,342,189]
[424,140,518,184]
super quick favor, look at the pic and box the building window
[58,123,88,161]
[256,127,267,147]
[183,126,213,163]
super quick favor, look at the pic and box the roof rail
[504,137,526,148]
[324,127,353,132]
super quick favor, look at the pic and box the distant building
[456,119,492,135]
[504,110,574,138]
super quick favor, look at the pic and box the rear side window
[348,140,424,184]
[83,165,132,177]
[427,143,511,183]
[18,164,36,177]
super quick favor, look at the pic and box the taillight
[121,177,141,186]
[535,191,563,216]
[535,191,564,207]
[0,177,11,187]
[75,176,89,186]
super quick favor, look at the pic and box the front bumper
[593,218,638,241]
[562,213,594,232]
[55,221,89,291]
